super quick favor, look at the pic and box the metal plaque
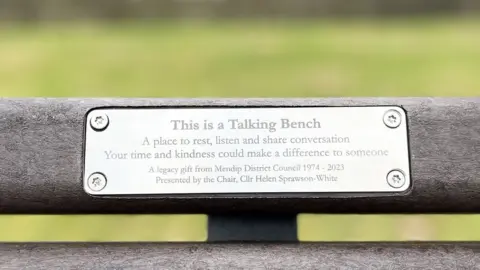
[83,106,411,195]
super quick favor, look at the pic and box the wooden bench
[1,98,479,269]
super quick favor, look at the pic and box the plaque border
[82,105,413,199]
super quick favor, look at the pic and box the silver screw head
[87,172,107,192]
[90,112,109,131]
[386,170,406,189]
[383,109,402,128]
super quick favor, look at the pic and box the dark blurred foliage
[0,0,479,21]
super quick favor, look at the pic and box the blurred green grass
[1,18,479,97]
[0,18,479,241]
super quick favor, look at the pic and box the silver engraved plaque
[83,106,411,195]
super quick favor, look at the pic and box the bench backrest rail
[0,97,479,268]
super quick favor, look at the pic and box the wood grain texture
[0,98,479,214]
[0,243,479,269]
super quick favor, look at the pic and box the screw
[89,112,109,131]
[87,172,107,192]
[386,169,406,189]
[383,109,402,128]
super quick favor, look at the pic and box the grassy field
[1,18,479,97]
[0,18,479,241]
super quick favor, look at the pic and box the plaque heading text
[170,118,321,133]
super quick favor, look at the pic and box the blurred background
[0,0,479,242]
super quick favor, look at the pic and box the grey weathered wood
[0,243,479,269]
[0,97,479,214]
